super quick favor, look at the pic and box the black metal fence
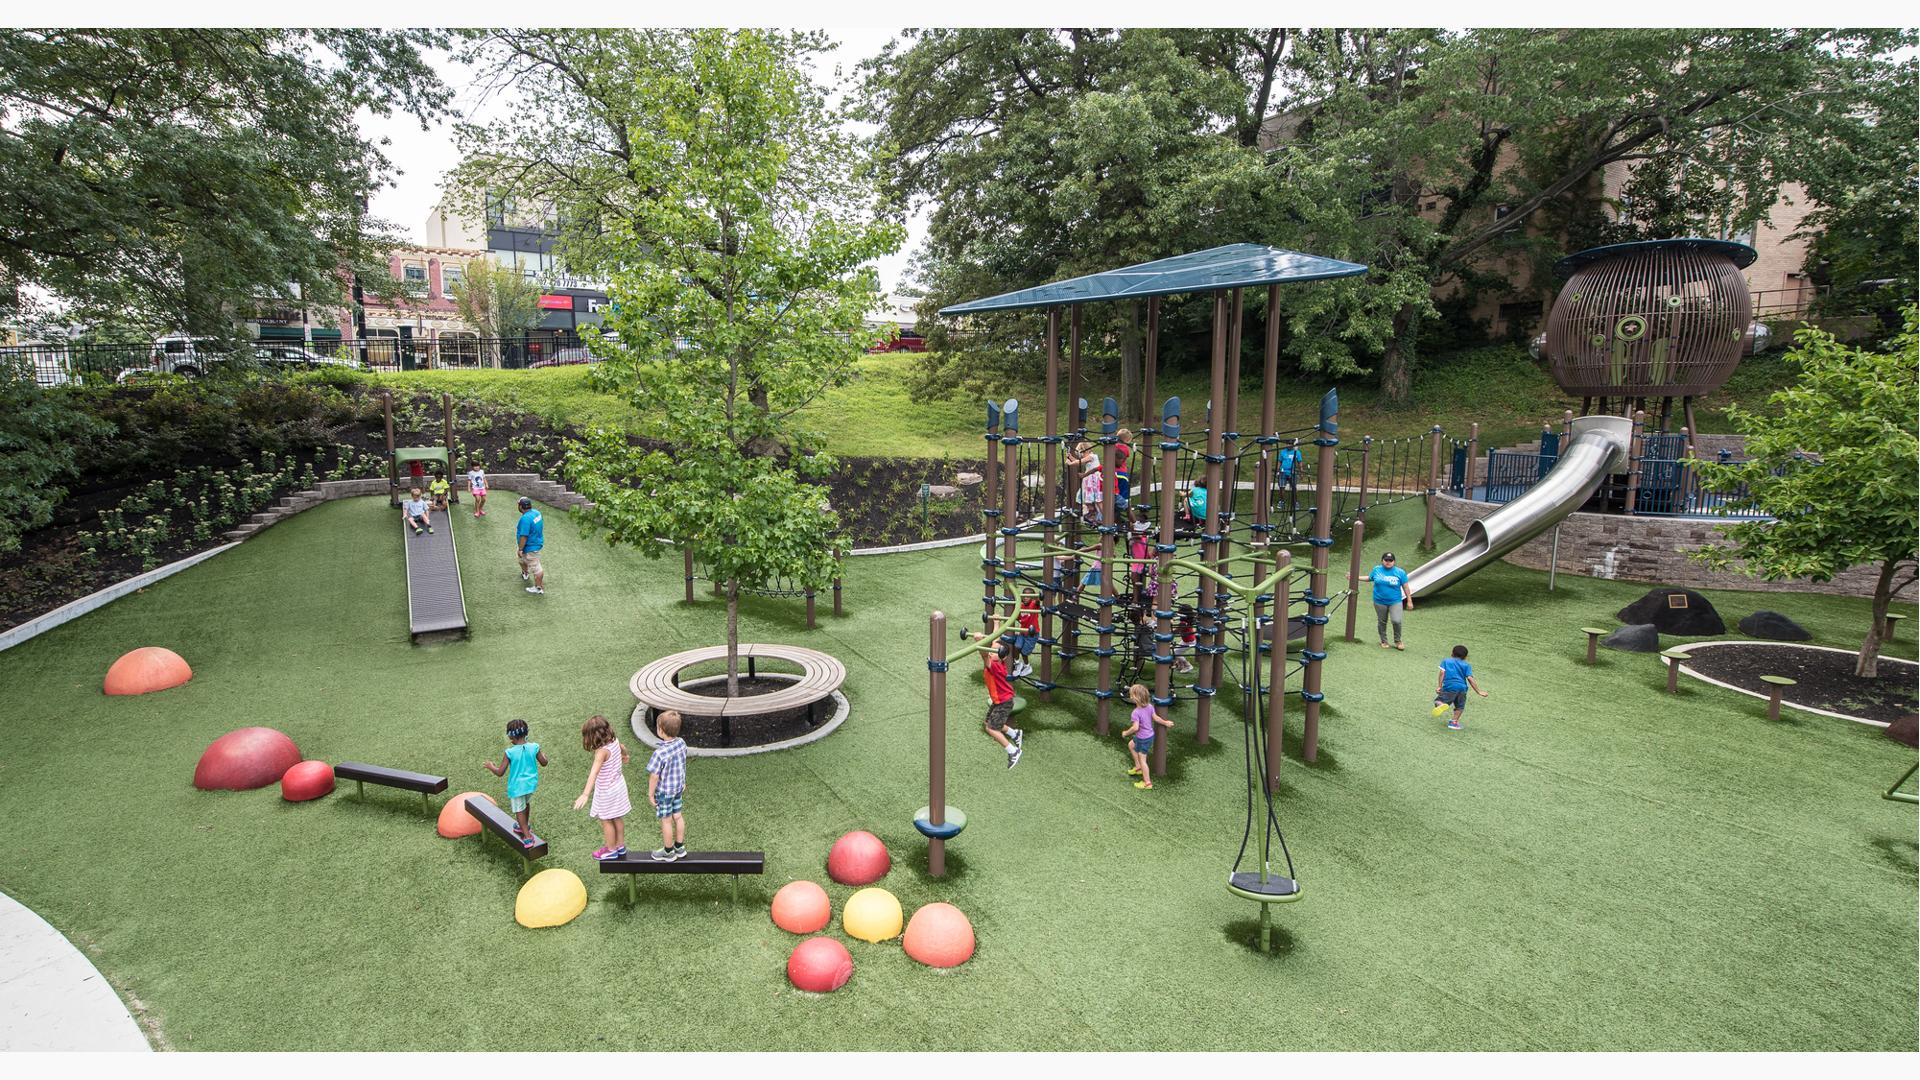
[2,332,598,387]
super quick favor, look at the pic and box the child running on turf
[466,461,489,518]
[1123,683,1174,789]
[647,710,689,861]
[482,719,548,843]
[573,715,631,860]
[1431,644,1489,730]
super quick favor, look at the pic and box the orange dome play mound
[770,880,832,934]
[104,647,193,696]
[903,902,976,968]
[193,727,302,791]
[438,792,495,838]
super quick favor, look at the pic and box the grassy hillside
[370,345,1803,460]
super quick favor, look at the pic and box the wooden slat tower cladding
[403,508,469,641]
[1544,239,1755,399]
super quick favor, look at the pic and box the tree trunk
[726,578,741,696]
[1379,300,1419,407]
[1119,303,1142,424]
[1857,557,1898,677]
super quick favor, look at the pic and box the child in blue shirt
[1431,644,1489,730]
[482,719,549,844]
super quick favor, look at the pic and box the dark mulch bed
[674,676,837,749]
[1683,643,1918,724]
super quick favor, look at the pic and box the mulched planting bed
[675,675,837,749]
[1683,643,1918,724]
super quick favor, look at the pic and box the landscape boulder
[1738,610,1812,641]
[1883,713,1917,749]
[955,472,983,487]
[1616,588,1725,636]
[927,485,960,499]
[1602,624,1662,653]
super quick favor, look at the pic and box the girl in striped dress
[573,715,632,860]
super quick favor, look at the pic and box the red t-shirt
[1018,600,1039,635]
[984,656,1015,704]
[1114,442,1131,475]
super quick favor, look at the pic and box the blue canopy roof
[1555,237,1758,276]
[937,243,1368,316]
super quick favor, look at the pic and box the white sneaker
[521,572,530,582]
[526,586,544,594]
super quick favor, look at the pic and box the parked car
[867,329,927,353]
[527,347,596,369]
[251,344,363,371]
[116,339,361,382]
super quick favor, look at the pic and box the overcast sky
[358,28,927,294]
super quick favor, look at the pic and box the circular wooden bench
[629,644,848,747]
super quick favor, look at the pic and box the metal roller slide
[1406,415,1632,598]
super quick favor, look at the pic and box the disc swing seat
[1227,609,1301,952]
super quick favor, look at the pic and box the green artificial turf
[0,496,1913,1050]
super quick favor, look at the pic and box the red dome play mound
[770,880,832,934]
[787,937,854,993]
[280,760,335,802]
[827,830,891,886]
[903,902,976,968]
[438,792,495,838]
[193,727,302,791]
[104,647,193,696]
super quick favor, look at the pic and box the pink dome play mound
[193,727,302,791]
[770,880,833,935]
[827,830,891,886]
[104,647,193,696]
[280,760,335,802]
[787,937,854,993]
[438,792,495,838]
[903,902,976,968]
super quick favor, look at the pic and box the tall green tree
[560,29,901,695]
[449,257,543,368]
[0,28,449,340]
[1693,310,1919,677]
[859,29,1288,409]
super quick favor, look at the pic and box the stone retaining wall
[1429,491,1915,600]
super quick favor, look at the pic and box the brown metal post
[1266,550,1292,789]
[1345,518,1366,643]
[1422,425,1442,550]
[982,402,1001,630]
[1218,289,1244,714]
[832,551,844,618]
[1062,309,1084,678]
[1301,390,1339,763]
[1001,404,1020,635]
[1195,292,1227,746]
[805,587,816,629]
[683,548,695,603]
[1152,399,1180,779]
[442,393,458,504]
[1095,399,1118,736]
[383,390,397,506]
[1040,310,1061,702]
[1623,409,1647,515]
[1253,285,1280,636]
[1141,298,1159,504]
[928,611,948,878]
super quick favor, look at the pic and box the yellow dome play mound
[515,868,588,928]
[842,887,903,943]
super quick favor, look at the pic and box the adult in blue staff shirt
[1276,438,1303,511]
[1368,550,1412,650]
[516,496,546,595]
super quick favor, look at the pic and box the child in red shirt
[981,639,1025,768]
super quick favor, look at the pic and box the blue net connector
[1194,606,1221,618]
[1000,435,1024,446]
[1303,614,1329,626]
[982,557,1004,568]
[1194,686,1217,698]
[1153,608,1175,620]
[1223,431,1240,442]
[1200,452,1227,464]
[1302,649,1327,662]
[1160,440,1183,452]
[1201,532,1223,544]
[999,526,1023,537]
[1253,435,1281,446]
[1031,680,1058,692]
[1253,593,1273,606]
[1093,689,1116,700]
[1092,647,1117,659]
[927,659,948,673]
[1155,543,1178,554]
[1095,595,1117,608]
[1152,693,1175,706]
[998,569,1021,580]
[1308,536,1334,548]
[1249,523,1275,535]
[1094,623,1117,636]
[1152,632,1174,644]
[1153,652,1174,664]
[1304,593,1329,608]
[1313,437,1338,448]
[1301,691,1325,703]
[1097,524,1120,536]
[1198,644,1230,656]
[1036,636,1058,647]
[982,507,1003,517]
[1058,649,1080,661]
[981,578,1000,588]
[1038,435,1065,445]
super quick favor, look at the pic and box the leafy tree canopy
[0,28,451,341]
[1694,308,1919,676]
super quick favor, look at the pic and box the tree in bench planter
[559,29,900,697]
[1693,308,1919,677]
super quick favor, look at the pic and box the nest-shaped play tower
[1543,238,1757,402]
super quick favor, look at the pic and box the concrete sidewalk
[0,892,150,1051]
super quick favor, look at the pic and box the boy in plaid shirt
[647,710,689,861]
